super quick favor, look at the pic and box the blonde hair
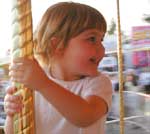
[34,2,107,67]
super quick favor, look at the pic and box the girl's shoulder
[85,72,112,85]
[47,71,112,91]
[81,72,113,108]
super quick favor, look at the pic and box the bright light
[0,0,149,58]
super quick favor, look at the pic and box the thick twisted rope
[11,0,35,133]
[116,0,125,134]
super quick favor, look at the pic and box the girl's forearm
[4,116,14,134]
[38,79,105,127]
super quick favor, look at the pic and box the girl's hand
[9,57,50,91]
[4,86,23,117]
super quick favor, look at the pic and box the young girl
[4,2,112,134]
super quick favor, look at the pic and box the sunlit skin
[4,29,107,133]
[51,29,105,80]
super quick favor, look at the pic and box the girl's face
[56,28,105,80]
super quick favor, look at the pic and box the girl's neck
[49,63,82,81]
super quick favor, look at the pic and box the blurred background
[0,0,150,133]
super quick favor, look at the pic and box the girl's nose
[97,43,105,56]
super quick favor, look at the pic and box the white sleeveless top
[34,72,112,134]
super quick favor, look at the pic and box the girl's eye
[88,36,96,43]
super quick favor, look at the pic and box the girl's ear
[50,37,63,56]
[50,37,59,50]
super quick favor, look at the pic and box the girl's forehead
[80,29,105,36]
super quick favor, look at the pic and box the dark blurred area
[0,64,9,128]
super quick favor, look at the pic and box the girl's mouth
[89,57,99,65]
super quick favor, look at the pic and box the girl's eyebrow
[85,31,101,36]
[86,32,105,38]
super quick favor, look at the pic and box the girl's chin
[84,70,99,77]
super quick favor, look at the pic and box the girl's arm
[4,86,23,134]
[38,79,108,127]
[9,58,109,127]
[4,116,14,134]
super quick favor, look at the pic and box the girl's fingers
[4,101,23,111]
[9,63,24,72]
[12,57,25,64]
[5,86,17,95]
[5,106,22,117]
[4,94,22,103]
[9,70,23,80]
[13,57,32,65]
[4,95,23,116]
[5,109,18,117]
[9,71,26,84]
